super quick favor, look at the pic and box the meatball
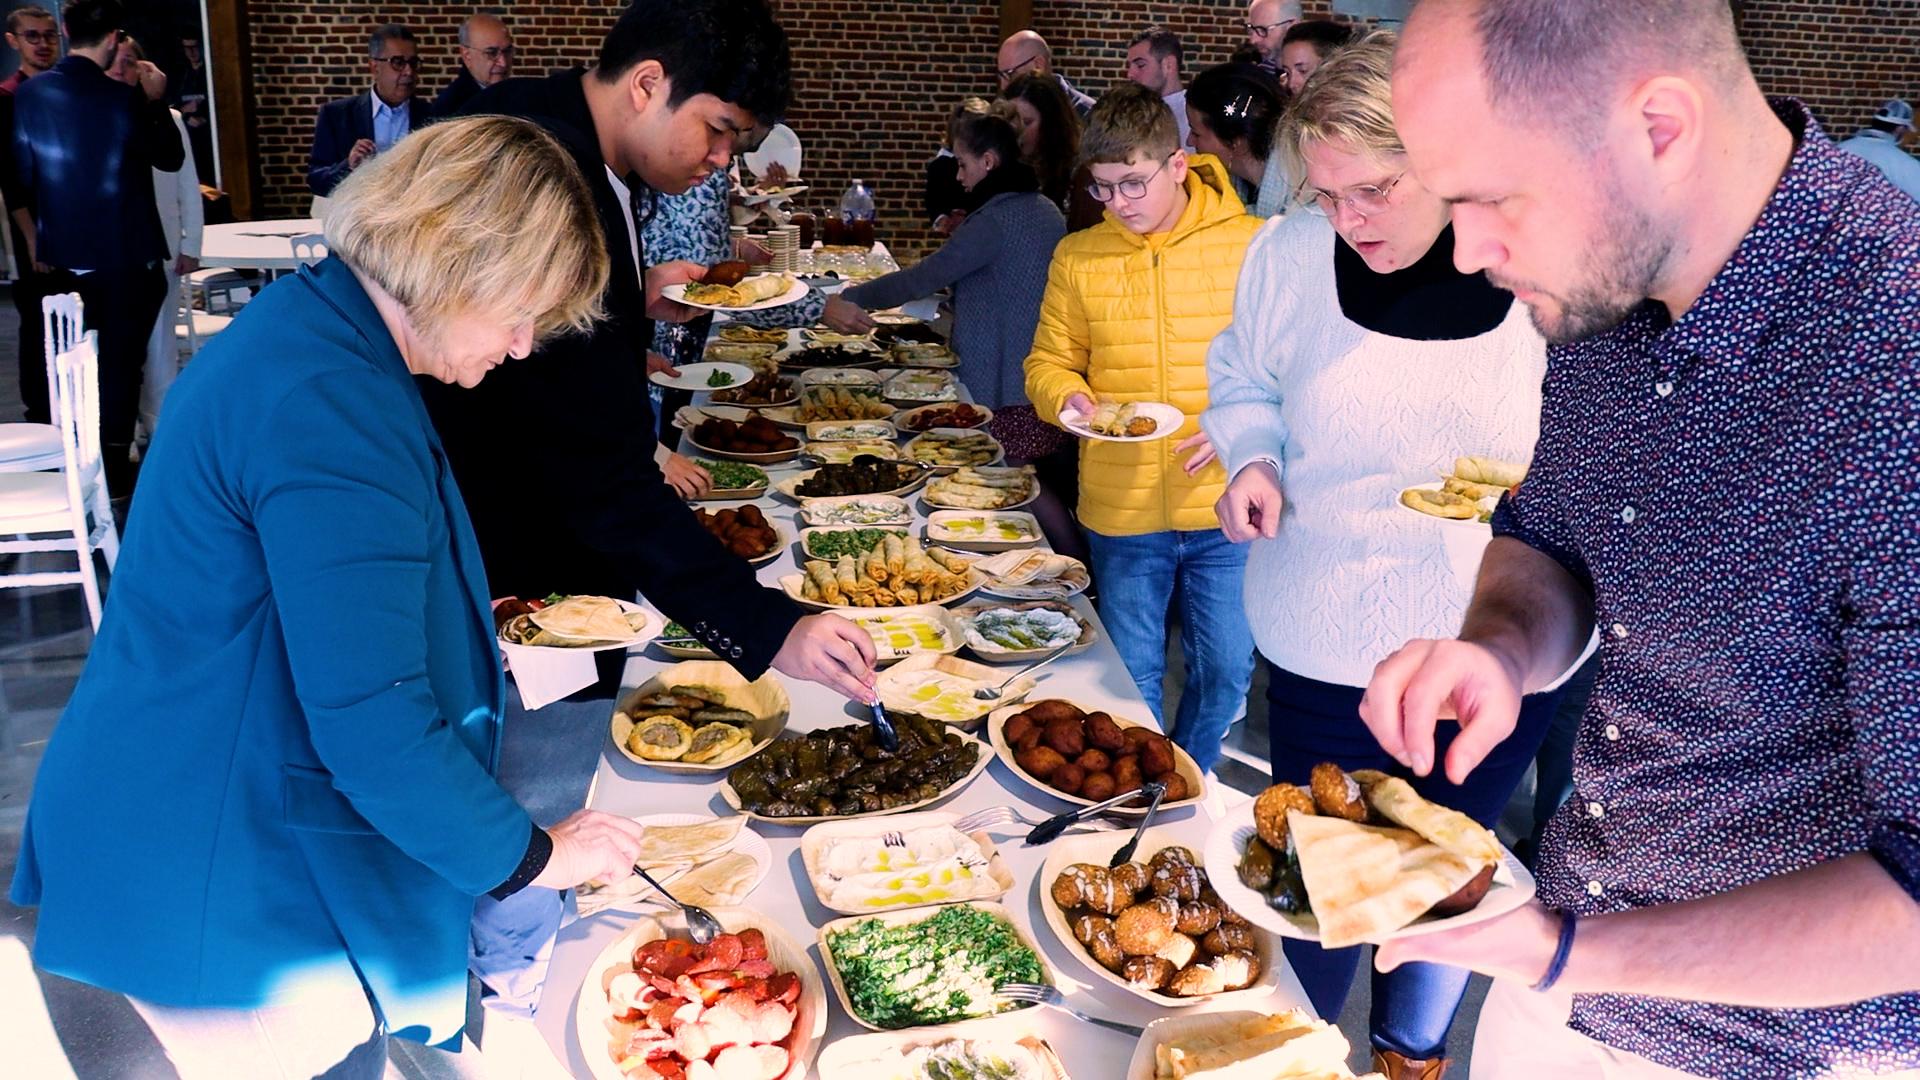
[1311,761,1369,821]
[1079,772,1117,802]
[1015,745,1067,779]
[1156,771,1192,803]
[1150,860,1205,902]
[1112,755,1143,793]
[1109,861,1151,897]
[1252,782,1316,850]
[1050,865,1098,909]
[1136,733,1177,778]
[1083,712,1127,753]
[1074,748,1112,773]
[1003,713,1037,746]
[1122,955,1175,992]
[1048,763,1086,796]
[1042,716,1086,757]
[1020,700,1086,727]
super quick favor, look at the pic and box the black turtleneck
[1333,224,1513,341]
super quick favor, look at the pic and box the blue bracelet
[1531,910,1579,993]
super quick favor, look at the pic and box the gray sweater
[846,190,1065,409]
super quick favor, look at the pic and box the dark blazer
[12,55,180,271]
[10,256,529,1045]
[432,68,482,117]
[427,71,803,674]
[308,89,432,196]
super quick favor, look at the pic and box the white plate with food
[664,274,809,313]
[793,386,898,424]
[649,620,716,659]
[683,459,770,502]
[805,419,897,443]
[779,564,985,612]
[709,376,799,409]
[1203,771,1535,947]
[953,600,1096,662]
[796,525,913,563]
[922,466,1039,511]
[800,810,1016,915]
[839,605,964,666]
[739,183,809,205]
[776,463,931,503]
[973,550,1090,601]
[720,724,994,825]
[873,653,1037,726]
[649,361,754,392]
[894,402,993,432]
[1040,830,1284,1008]
[816,901,1054,1032]
[987,699,1205,814]
[714,325,790,346]
[702,340,780,365]
[925,510,1044,552]
[610,662,791,773]
[496,595,654,651]
[799,367,886,388]
[817,1018,1070,1080]
[903,429,1005,473]
[1059,400,1183,443]
[575,812,773,915]
[889,343,959,369]
[884,370,960,405]
[1124,1009,1363,1080]
[800,493,915,528]
[804,440,902,465]
[572,907,827,1080]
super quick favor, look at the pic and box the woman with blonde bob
[10,116,645,1078]
[1201,32,1558,1079]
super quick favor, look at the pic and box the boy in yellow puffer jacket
[1024,83,1263,772]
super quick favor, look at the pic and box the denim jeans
[1085,528,1255,772]
[1265,662,1560,1060]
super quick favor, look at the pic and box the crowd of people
[4,0,1919,1078]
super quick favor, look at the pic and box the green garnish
[707,369,736,387]
[804,528,906,561]
[693,459,768,490]
[827,905,1045,1029]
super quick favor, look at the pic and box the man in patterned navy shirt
[1356,2,1920,1078]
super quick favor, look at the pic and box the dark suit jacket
[12,56,180,271]
[423,71,804,675]
[432,69,482,117]
[307,89,432,197]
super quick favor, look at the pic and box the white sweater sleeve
[1202,216,1310,480]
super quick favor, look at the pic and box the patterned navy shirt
[1495,101,1920,1078]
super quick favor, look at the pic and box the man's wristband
[1531,909,1578,993]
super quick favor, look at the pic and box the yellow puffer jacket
[1024,155,1263,536]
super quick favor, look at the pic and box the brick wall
[244,0,1918,249]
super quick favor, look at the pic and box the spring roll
[805,560,841,604]
[885,533,907,577]
[865,541,888,584]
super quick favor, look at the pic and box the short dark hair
[596,0,791,125]
[1186,62,1287,161]
[60,0,120,48]
[369,23,415,59]
[1281,19,1353,59]
[1129,26,1183,72]
[7,6,55,34]
[1471,0,1744,142]
[951,103,1024,167]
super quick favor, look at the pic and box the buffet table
[199,218,325,273]
[530,308,1311,1077]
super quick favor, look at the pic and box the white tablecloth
[530,296,1307,1076]
[199,219,322,271]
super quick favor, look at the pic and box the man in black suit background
[12,0,181,496]
[433,12,514,116]
[1,4,61,424]
[307,23,429,198]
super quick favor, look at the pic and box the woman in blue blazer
[11,116,629,1076]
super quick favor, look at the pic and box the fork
[973,640,1075,700]
[949,806,1053,833]
[994,982,1143,1037]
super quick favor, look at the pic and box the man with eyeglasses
[433,13,514,117]
[1243,0,1302,75]
[307,23,429,197]
[0,5,61,424]
[996,29,1093,119]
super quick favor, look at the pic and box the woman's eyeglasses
[1086,155,1172,203]
[1300,173,1406,218]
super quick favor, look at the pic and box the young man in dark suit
[307,23,430,198]
[0,4,60,423]
[12,0,181,494]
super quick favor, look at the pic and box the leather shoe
[1372,1049,1448,1080]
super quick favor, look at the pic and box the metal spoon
[1109,780,1169,867]
[974,639,1076,700]
[1024,780,1166,847]
[631,864,722,944]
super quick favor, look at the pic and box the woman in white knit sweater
[1201,33,1560,1080]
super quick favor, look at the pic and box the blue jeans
[1086,528,1255,772]
[1265,662,1559,1061]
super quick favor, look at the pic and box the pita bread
[1362,777,1504,866]
[528,596,638,642]
[1453,455,1527,488]
[1288,812,1484,948]
[1153,1010,1353,1079]
[631,817,744,866]
[668,852,759,907]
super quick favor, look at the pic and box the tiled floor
[0,286,1539,1076]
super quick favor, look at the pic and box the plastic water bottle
[838,178,876,223]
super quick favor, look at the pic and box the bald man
[434,13,514,116]
[996,29,1093,118]
[1357,2,1920,1078]
[1242,0,1301,73]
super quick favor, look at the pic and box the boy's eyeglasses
[1086,155,1172,203]
[1300,172,1406,218]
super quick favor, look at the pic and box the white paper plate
[739,183,808,205]
[777,567,986,612]
[742,122,802,180]
[776,466,930,503]
[978,555,1090,601]
[1058,401,1184,443]
[985,700,1207,816]
[924,510,1044,552]
[816,901,1054,1031]
[663,276,810,313]
[895,402,994,432]
[719,728,994,825]
[799,810,1016,915]
[1122,1011,1325,1080]
[649,361,753,392]
[570,906,827,1080]
[817,1017,1069,1080]
[497,597,653,652]
[1037,829,1285,1008]
[1201,795,1536,943]
[800,493,917,527]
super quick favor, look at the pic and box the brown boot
[1372,1048,1449,1080]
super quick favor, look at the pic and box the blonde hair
[324,115,608,345]
[1280,29,1402,194]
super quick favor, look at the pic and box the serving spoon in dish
[974,639,1075,700]
[631,864,722,944]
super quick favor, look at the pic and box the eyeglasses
[466,44,515,61]
[1244,19,1295,39]
[375,54,420,71]
[1086,155,1172,203]
[997,54,1039,82]
[1300,172,1406,218]
[12,29,56,45]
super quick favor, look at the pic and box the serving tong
[1021,780,1168,847]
